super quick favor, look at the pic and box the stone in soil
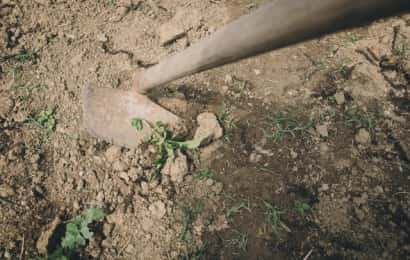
[194,112,223,145]
[149,200,167,219]
[161,152,188,184]
[334,92,345,105]
[355,129,371,145]
[316,124,329,138]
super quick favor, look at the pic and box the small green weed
[217,104,237,130]
[179,207,194,242]
[226,200,251,220]
[227,230,248,253]
[345,108,377,132]
[346,33,361,43]
[31,107,57,134]
[294,200,311,217]
[195,169,213,180]
[266,111,313,141]
[43,208,105,260]
[131,119,204,178]
[263,201,290,236]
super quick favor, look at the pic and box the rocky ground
[1,0,410,259]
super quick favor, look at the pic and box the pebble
[194,112,224,145]
[334,92,345,105]
[161,152,188,184]
[316,124,329,138]
[355,129,371,145]
[249,152,262,163]
[0,184,15,197]
[96,191,105,202]
[149,201,166,219]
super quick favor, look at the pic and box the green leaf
[61,223,86,250]
[80,221,94,240]
[131,118,143,130]
[84,208,105,224]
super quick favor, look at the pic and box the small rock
[249,152,262,163]
[97,33,108,43]
[0,96,13,118]
[105,146,122,163]
[316,124,328,138]
[206,179,214,186]
[36,216,61,255]
[118,171,129,182]
[194,112,223,144]
[320,183,329,192]
[290,149,298,159]
[161,152,188,183]
[355,129,371,145]
[253,69,261,75]
[96,191,105,203]
[354,208,366,221]
[334,92,345,105]
[112,161,128,172]
[149,201,166,219]
[140,181,149,194]
[212,182,223,194]
[319,142,329,156]
[0,184,15,197]
[374,186,384,195]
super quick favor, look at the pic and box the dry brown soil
[1,0,410,259]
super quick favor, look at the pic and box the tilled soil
[1,0,410,259]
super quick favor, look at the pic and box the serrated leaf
[84,208,105,224]
[61,223,85,250]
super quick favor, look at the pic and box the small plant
[195,169,213,180]
[179,207,194,242]
[44,208,105,260]
[131,119,204,176]
[263,201,290,236]
[226,200,251,220]
[33,107,57,133]
[345,108,377,132]
[346,33,361,43]
[266,111,312,141]
[217,104,237,130]
[294,200,311,217]
[227,230,248,253]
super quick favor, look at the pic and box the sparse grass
[344,107,377,132]
[294,200,311,217]
[217,104,237,130]
[195,169,213,180]
[227,230,248,253]
[40,208,105,260]
[1,49,37,63]
[263,201,290,236]
[226,200,251,220]
[265,111,313,141]
[179,207,194,242]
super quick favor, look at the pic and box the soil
[1,0,410,259]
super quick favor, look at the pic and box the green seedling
[132,119,205,177]
[294,200,311,217]
[226,201,251,220]
[195,169,213,180]
[345,108,377,132]
[263,201,290,236]
[179,207,194,242]
[346,33,361,42]
[131,118,143,130]
[0,50,36,63]
[42,208,105,260]
[217,104,237,130]
[227,230,248,253]
[32,107,56,133]
[266,111,313,141]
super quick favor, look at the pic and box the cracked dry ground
[1,1,410,259]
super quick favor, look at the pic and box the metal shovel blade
[82,86,181,148]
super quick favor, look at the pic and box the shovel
[83,0,409,148]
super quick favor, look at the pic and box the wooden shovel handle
[137,0,410,92]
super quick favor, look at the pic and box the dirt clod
[161,152,188,184]
[355,129,371,145]
[194,112,223,145]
